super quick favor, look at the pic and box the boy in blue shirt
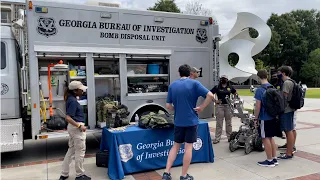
[162,64,214,180]
[254,70,278,167]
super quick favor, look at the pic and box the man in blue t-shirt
[254,70,278,167]
[162,64,214,180]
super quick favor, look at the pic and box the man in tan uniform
[210,75,237,144]
[190,67,200,80]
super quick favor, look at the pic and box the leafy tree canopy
[148,0,181,13]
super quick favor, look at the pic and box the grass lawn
[236,89,255,97]
[304,88,320,98]
[237,88,320,98]
[244,108,254,114]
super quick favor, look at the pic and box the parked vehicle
[1,0,220,152]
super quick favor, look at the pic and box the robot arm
[225,96,250,119]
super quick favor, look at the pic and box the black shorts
[174,125,198,144]
[258,119,277,138]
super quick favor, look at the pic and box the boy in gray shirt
[277,66,295,160]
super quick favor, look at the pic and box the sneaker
[293,146,297,153]
[279,146,297,155]
[278,144,287,149]
[212,139,220,144]
[59,176,69,180]
[257,160,275,167]
[162,172,172,180]
[277,154,293,160]
[273,158,279,165]
[278,144,297,152]
[180,174,194,180]
[75,175,91,180]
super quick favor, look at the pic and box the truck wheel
[254,136,264,152]
[228,131,239,142]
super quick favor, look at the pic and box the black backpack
[262,85,285,118]
[287,79,305,110]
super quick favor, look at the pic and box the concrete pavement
[1,134,101,166]
[1,96,320,180]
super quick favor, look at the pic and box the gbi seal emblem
[193,138,203,151]
[119,144,133,162]
[1,83,9,95]
[196,28,208,44]
[37,17,57,38]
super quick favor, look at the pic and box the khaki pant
[215,104,232,141]
[61,123,86,177]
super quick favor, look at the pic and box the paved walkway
[1,97,320,180]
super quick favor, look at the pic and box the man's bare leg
[293,111,297,149]
[293,130,297,146]
[262,138,272,160]
[165,143,181,173]
[285,131,294,156]
[181,143,193,177]
[270,138,277,158]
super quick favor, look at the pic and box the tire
[229,139,238,152]
[228,131,239,142]
[244,137,253,154]
[254,136,264,152]
[244,144,253,154]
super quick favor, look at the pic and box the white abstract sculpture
[219,12,271,83]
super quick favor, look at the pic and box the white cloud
[28,0,320,35]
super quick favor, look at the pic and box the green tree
[254,29,281,67]
[148,0,181,13]
[257,10,320,86]
[249,28,259,38]
[301,48,320,87]
[255,59,269,71]
[290,10,320,53]
[228,53,239,67]
[256,12,313,81]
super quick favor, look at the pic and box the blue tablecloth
[100,120,214,180]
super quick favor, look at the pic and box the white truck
[1,0,221,153]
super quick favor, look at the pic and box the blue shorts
[174,125,198,144]
[258,119,277,138]
[280,112,294,132]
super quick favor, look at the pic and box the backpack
[261,85,285,117]
[286,79,305,110]
[139,111,174,129]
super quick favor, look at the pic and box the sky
[8,0,320,35]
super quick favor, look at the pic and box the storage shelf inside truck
[127,74,168,78]
[94,74,120,78]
